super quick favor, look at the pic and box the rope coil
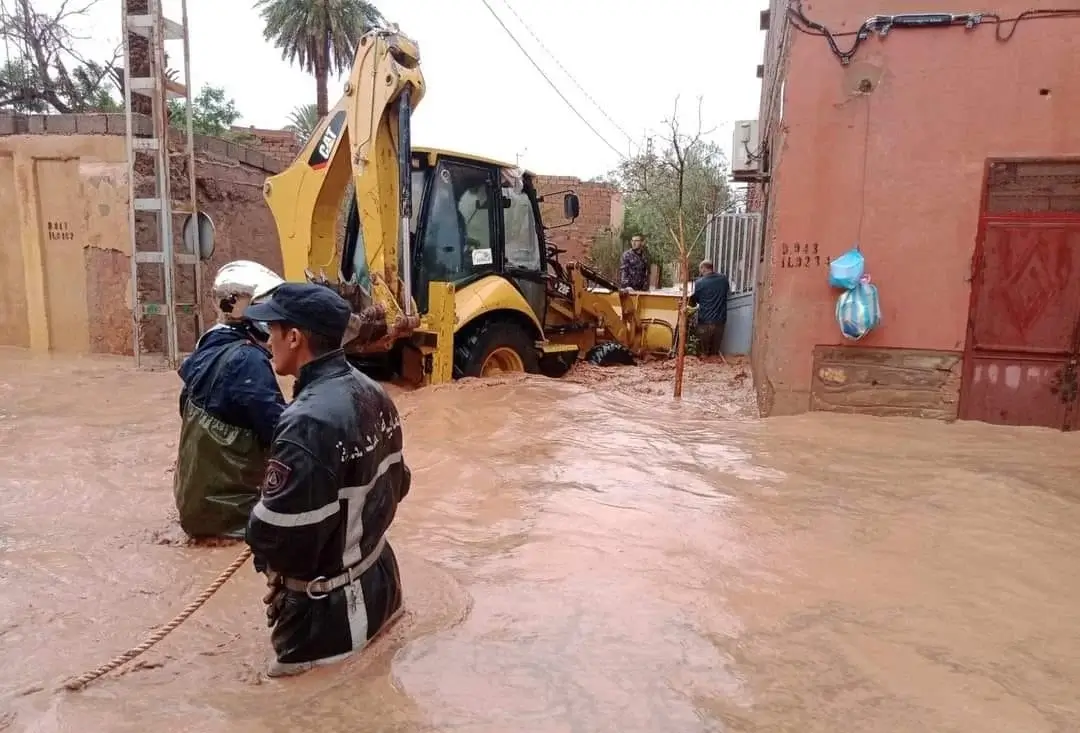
[63,547,253,692]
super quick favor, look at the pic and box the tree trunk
[314,33,330,117]
[315,64,329,118]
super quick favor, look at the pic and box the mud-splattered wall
[0,113,285,356]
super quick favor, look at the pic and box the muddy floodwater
[1,347,1078,732]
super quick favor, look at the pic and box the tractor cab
[340,147,579,321]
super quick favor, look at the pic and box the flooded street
[1,347,1078,732]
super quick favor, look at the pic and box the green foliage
[610,137,731,268]
[167,84,241,138]
[255,0,386,115]
[587,228,623,282]
[286,102,321,144]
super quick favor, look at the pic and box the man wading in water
[244,283,411,677]
[174,261,287,539]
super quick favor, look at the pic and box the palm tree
[254,0,386,117]
[286,102,321,144]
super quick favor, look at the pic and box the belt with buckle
[281,535,387,599]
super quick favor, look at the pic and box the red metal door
[960,216,1080,429]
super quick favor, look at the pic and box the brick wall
[232,125,302,164]
[534,175,622,263]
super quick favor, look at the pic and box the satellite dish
[182,211,216,261]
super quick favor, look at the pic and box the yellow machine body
[262,28,681,386]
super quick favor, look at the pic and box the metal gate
[960,215,1080,429]
[703,212,762,355]
[704,212,762,296]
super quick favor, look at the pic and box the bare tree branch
[0,0,119,113]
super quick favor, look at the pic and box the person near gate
[689,260,730,358]
[619,235,649,291]
[173,260,288,539]
[244,283,412,678]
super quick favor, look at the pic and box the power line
[477,0,626,160]
[496,0,635,147]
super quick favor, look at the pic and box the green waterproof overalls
[173,341,270,538]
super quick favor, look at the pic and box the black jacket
[246,350,411,665]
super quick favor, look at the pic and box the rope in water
[63,546,253,692]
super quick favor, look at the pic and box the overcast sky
[29,0,766,179]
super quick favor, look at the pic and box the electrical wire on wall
[786,0,1080,65]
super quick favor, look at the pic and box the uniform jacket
[246,350,411,666]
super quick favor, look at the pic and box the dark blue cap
[245,283,352,342]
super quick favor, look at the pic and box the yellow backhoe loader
[262,27,682,385]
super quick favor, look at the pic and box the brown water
[1,347,1078,733]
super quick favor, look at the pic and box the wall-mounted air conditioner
[731,120,761,177]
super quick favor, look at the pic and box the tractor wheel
[585,341,636,367]
[453,319,540,379]
[539,348,579,379]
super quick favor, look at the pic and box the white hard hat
[212,260,284,321]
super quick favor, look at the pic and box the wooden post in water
[672,213,690,399]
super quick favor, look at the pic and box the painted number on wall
[47,220,74,241]
[779,242,831,269]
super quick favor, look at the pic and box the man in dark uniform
[689,260,730,357]
[619,235,649,291]
[244,283,411,678]
[174,261,288,539]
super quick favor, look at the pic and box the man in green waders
[173,260,288,539]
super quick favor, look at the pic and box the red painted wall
[754,0,1080,415]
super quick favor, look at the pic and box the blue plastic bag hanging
[829,246,865,290]
[835,276,881,341]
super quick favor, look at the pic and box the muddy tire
[539,348,579,379]
[585,341,636,367]
[453,319,540,379]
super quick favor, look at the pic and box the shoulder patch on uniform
[262,459,292,496]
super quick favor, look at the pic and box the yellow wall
[0,134,129,353]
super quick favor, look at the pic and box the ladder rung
[133,198,195,215]
[134,197,161,211]
[129,77,187,99]
[135,252,198,265]
[138,302,198,315]
[126,14,185,40]
[132,138,159,151]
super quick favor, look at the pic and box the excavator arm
[262,28,426,341]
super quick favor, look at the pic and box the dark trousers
[696,321,726,356]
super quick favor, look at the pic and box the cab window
[502,187,542,272]
[420,161,496,283]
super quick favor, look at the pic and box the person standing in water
[174,261,287,539]
[244,283,411,678]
